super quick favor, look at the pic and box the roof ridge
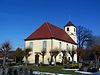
[25,22,77,44]
[46,22,53,37]
[47,22,65,31]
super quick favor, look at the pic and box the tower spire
[64,21,77,43]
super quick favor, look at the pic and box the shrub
[39,62,49,66]
[87,67,99,72]
[56,62,63,66]
[8,63,16,66]
[71,63,79,69]
[64,63,79,69]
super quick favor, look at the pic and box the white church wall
[25,39,77,64]
[25,39,52,64]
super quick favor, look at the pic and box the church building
[24,21,77,64]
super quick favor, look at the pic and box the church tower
[64,21,77,43]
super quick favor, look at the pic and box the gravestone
[13,69,18,75]
[30,68,33,75]
[5,67,8,75]
[0,67,3,74]
[7,68,12,75]
[79,63,82,68]
[94,72,100,75]
[2,67,5,74]
[19,68,23,75]
[24,68,28,75]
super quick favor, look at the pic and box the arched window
[67,27,69,31]
[74,28,75,32]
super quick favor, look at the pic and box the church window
[30,42,33,48]
[66,44,68,50]
[59,42,62,49]
[72,45,74,50]
[67,27,69,31]
[68,57,70,61]
[43,41,47,51]
[59,54,61,59]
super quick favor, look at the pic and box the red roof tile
[25,22,77,44]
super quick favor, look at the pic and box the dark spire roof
[25,22,77,44]
[64,21,76,27]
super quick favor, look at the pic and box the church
[24,21,77,64]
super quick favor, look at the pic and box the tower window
[74,28,75,32]
[67,27,69,31]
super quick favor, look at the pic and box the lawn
[27,65,85,75]
[0,64,94,75]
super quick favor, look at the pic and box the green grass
[29,66,84,75]
[0,65,94,75]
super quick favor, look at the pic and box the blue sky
[0,0,100,49]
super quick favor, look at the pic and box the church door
[35,54,39,64]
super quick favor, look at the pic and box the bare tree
[77,25,93,48]
[49,50,55,65]
[68,49,76,63]
[24,47,32,67]
[77,48,86,62]
[0,41,11,67]
[14,48,24,63]
[61,50,67,64]
[40,49,46,64]
[91,45,100,68]
[49,49,59,66]
[93,36,100,45]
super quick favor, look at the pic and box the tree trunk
[3,56,6,67]
[42,56,44,64]
[97,57,99,68]
[25,57,28,67]
[62,55,65,65]
[79,56,83,63]
[62,56,64,65]
[50,56,53,65]
[72,57,74,63]
[15,57,16,63]
[54,56,56,66]
[95,55,98,68]
[79,40,81,48]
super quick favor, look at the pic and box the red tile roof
[25,22,77,44]
[64,21,76,27]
